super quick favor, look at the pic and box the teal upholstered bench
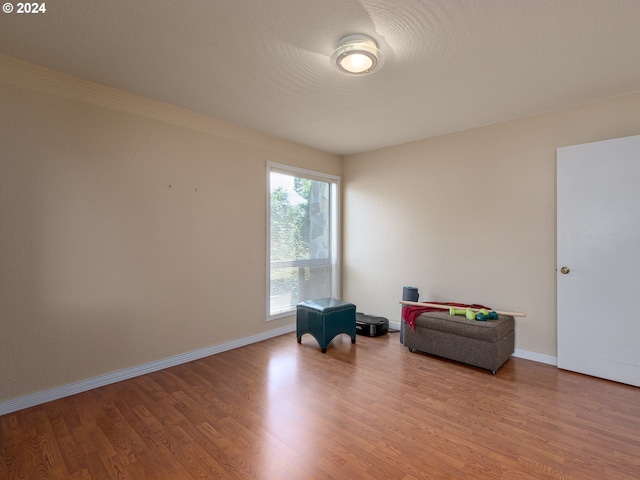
[296,298,356,353]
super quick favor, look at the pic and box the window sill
[268,309,296,321]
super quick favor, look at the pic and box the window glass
[267,165,339,319]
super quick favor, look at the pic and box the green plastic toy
[449,307,476,320]
[449,307,498,321]
[476,311,499,321]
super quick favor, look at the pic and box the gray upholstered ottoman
[403,311,514,374]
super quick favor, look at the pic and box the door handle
[560,266,570,274]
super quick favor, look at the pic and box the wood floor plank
[2,331,640,479]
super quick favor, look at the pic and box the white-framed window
[267,162,340,320]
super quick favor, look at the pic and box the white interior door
[557,135,640,387]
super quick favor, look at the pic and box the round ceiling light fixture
[331,34,384,75]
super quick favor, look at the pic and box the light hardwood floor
[2,330,639,479]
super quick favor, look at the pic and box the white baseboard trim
[513,348,558,366]
[0,324,296,416]
[1,325,558,416]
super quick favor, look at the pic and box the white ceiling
[2,0,640,155]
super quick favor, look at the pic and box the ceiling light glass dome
[331,34,384,75]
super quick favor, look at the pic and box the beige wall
[2,52,639,404]
[0,56,341,402]
[343,92,640,357]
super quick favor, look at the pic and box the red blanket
[402,302,491,330]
